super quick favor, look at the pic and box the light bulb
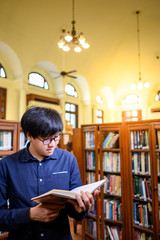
[144,81,150,88]
[74,45,82,52]
[78,33,86,44]
[137,81,143,90]
[82,41,90,49]
[62,45,70,52]
[64,32,73,42]
[57,38,65,49]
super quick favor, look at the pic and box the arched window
[96,94,103,105]
[28,72,49,90]
[0,64,7,78]
[122,94,142,105]
[65,83,78,97]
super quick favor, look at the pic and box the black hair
[21,106,63,138]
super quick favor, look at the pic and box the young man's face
[27,132,62,161]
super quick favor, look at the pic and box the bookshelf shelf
[133,224,153,234]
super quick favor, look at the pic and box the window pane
[44,81,49,90]
[65,103,71,111]
[65,113,70,121]
[0,64,6,78]
[71,104,75,112]
[28,72,49,90]
[70,114,76,128]
[65,84,78,97]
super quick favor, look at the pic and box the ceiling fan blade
[66,70,77,74]
[53,75,61,80]
[67,75,77,79]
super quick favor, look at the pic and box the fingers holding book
[68,189,99,213]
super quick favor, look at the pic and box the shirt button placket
[38,162,44,195]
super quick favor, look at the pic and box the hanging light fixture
[131,11,150,90]
[57,0,90,52]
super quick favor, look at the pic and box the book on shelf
[31,179,107,204]
[102,132,119,149]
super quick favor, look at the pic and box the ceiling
[0,0,160,106]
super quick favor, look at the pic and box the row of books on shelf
[156,153,160,176]
[104,198,122,221]
[130,130,149,150]
[89,199,98,216]
[103,152,121,172]
[104,175,121,196]
[102,132,119,149]
[133,202,153,228]
[86,172,96,184]
[86,218,97,238]
[134,231,153,240]
[104,225,122,240]
[85,132,95,149]
[133,177,152,201]
[132,152,150,175]
[0,130,13,151]
[86,151,95,170]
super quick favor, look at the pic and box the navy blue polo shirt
[0,144,87,240]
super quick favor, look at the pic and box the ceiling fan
[53,70,77,80]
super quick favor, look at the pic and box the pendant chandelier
[131,11,150,90]
[57,0,90,53]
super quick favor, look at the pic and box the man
[0,107,98,240]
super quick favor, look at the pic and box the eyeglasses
[37,132,63,145]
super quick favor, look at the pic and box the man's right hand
[29,201,65,222]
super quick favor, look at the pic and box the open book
[31,179,107,204]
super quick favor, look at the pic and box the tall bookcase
[124,121,155,240]
[99,123,124,240]
[0,120,20,239]
[82,125,100,239]
[151,122,160,239]
[80,121,160,240]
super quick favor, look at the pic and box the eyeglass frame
[37,132,63,145]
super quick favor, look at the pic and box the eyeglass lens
[43,133,62,145]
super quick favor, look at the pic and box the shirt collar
[21,142,58,163]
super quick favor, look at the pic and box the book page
[71,179,107,194]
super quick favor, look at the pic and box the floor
[69,218,82,240]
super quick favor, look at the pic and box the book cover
[31,179,107,203]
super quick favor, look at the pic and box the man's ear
[26,132,32,141]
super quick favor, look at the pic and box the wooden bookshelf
[99,123,124,240]
[77,121,160,240]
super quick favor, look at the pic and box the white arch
[33,61,63,95]
[101,86,114,110]
[0,41,23,79]
[73,75,90,103]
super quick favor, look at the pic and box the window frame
[65,102,78,129]
[122,109,142,122]
[65,83,78,98]
[28,72,49,90]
